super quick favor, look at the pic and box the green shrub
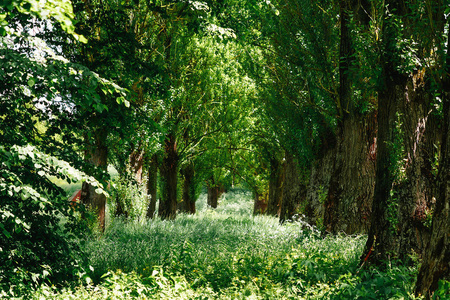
[0,145,100,296]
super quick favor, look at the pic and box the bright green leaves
[0,144,92,292]
[0,0,86,42]
[27,77,35,87]
[116,96,130,108]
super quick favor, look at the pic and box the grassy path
[30,190,420,299]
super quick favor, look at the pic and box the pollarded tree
[362,0,446,265]
[415,19,450,295]
[264,0,378,233]
[50,0,163,228]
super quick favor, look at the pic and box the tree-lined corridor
[1,0,449,298]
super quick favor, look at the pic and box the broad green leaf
[27,77,35,87]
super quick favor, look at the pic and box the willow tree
[146,7,256,218]
[362,0,445,264]
[47,0,166,228]
[415,24,450,295]
[260,0,375,228]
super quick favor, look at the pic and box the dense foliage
[1,0,450,298]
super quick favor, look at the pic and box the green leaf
[2,229,11,239]
[27,77,35,87]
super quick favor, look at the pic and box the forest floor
[27,189,424,299]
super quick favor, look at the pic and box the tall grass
[26,189,425,299]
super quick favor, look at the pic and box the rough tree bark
[207,177,223,209]
[361,0,415,264]
[266,155,285,217]
[305,133,335,228]
[326,0,375,234]
[158,133,179,220]
[129,146,144,184]
[146,154,158,218]
[305,0,376,234]
[324,115,377,233]
[179,163,196,214]
[414,93,450,298]
[362,0,441,264]
[415,18,450,298]
[279,151,304,223]
[395,76,437,259]
[80,129,108,231]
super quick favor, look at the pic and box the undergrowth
[10,189,433,299]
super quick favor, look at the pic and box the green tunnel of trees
[1,0,449,298]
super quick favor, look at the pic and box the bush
[0,145,101,296]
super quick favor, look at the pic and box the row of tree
[1,0,449,297]
[247,0,449,297]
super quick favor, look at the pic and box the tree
[0,0,117,291]
[362,0,445,264]
[414,8,450,297]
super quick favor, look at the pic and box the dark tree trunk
[80,129,108,231]
[415,96,450,297]
[129,146,144,184]
[253,192,268,215]
[319,0,376,234]
[179,163,196,214]
[395,78,438,259]
[415,17,450,298]
[207,177,223,209]
[207,185,218,209]
[266,156,285,217]
[323,114,377,234]
[362,1,409,263]
[305,134,335,228]
[158,134,178,220]
[146,154,158,218]
[362,76,404,264]
[280,151,304,223]
[362,1,440,265]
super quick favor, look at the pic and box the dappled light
[1,0,449,298]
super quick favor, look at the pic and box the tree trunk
[319,0,376,234]
[415,94,450,298]
[266,156,285,217]
[158,134,178,220]
[179,163,196,214]
[362,1,440,265]
[361,1,408,263]
[323,114,377,234]
[80,129,108,231]
[207,186,218,209]
[395,77,437,260]
[280,151,304,223]
[362,76,404,264]
[146,154,158,218]
[415,17,450,298]
[207,177,224,209]
[253,191,268,215]
[129,146,144,184]
[305,135,335,228]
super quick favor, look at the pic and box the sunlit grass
[26,189,424,299]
